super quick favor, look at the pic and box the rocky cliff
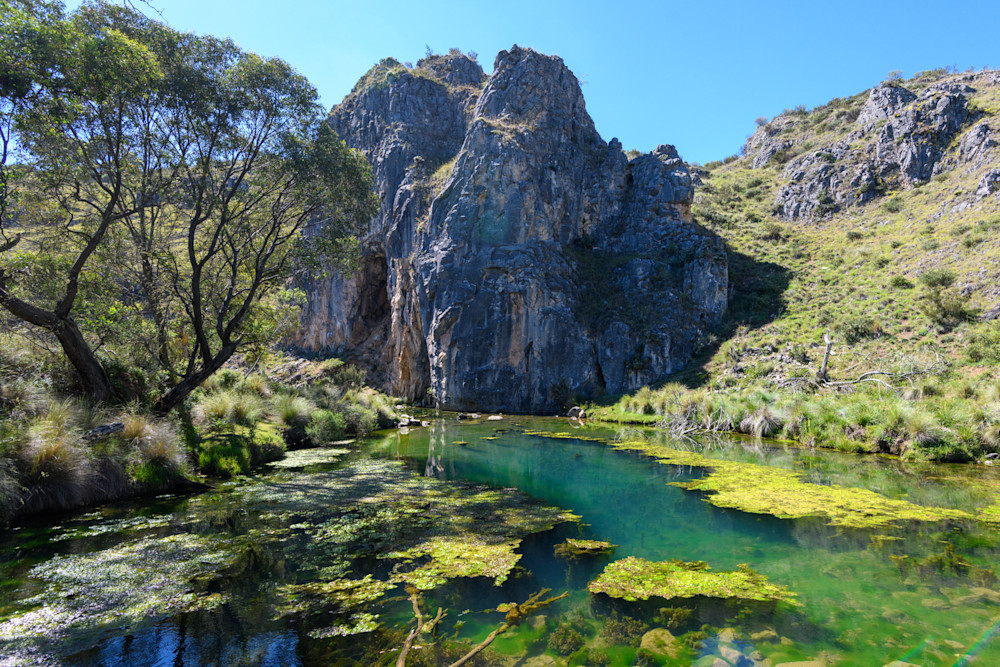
[295,47,728,412]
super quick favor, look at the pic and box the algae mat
[588,556,798,604]
[0,458,578,665]
[607,439,973,529]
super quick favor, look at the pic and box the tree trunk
[53,317,115,403]
[816,332,832,382]
[0,275,115,403]
[152,343,237,415]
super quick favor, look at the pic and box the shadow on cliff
[667,247,792,389]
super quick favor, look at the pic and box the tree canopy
[0,0,377,411]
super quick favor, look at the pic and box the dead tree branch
[396,589,445,667]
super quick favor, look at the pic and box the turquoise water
[3,416,1000,665]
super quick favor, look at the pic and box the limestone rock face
[772,80,981,221]
[855,82,917,132]
[295,47,728,412]
[871,82,972,183]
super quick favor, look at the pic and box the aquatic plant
[0,533,235,663]
[547,622,585,654]
[588,557,799,604]
[609,439,972,529]
[554,538,617,558]
[599,611,647,646]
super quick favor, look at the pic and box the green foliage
[918,269,978,329]
[835,315,883,344]
[966,324,1000,363]
[588,556,798,604]
[306,409,347,444]
[883,195,905,213]
[1,1,378,412]
[316,358,367,388]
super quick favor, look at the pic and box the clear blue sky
[69,0,1000,164]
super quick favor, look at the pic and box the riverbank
[585,376,1000,463]
[0,342,398,524]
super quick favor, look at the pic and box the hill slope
[595,67,1000,462]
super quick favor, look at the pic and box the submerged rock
[640,628,681,659]
[295,47,728,412]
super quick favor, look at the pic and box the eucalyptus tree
[1,0,169,401]
[0,0,376,410]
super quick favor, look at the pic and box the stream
[3,416,1000,666]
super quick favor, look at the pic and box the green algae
[0,533,234,662]
[268,447,350,468]
[610,439,972,529]
[308,612,380,638]
[234,459,576,608]
[275,575,393,617]
[387,535,525,588]
[588,557,799,605]
[555,538,618,558]
[48,514,174,541]
[522,429,607,442]
[0,457,578,663]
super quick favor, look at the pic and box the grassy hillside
[592,68,1000,462]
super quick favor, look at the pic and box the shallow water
[3,416,1000,665]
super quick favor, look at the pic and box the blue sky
[70,0,1000,163]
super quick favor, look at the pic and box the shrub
[317,358,367,388]
[237,374,271,397]
[272,393,315,448]
[193,391,265,430]
[919,269,955,289]
[836,316,883,343]
[193,391,238,424]
[918,270,978,329]
[129,421,187,480]
[761,222,785,241]
[306,409,347,444]
[883,196,904,213]
[740,406,784,438]
[252,429,286,463]
[196,435,251,478]
[343,404,378,435]
[18,422,92,512]
[890,275,914,289]
[967,324,1000,363]
[229,393,265,428]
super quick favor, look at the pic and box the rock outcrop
[294,47,728,412]
[750,75,996,221]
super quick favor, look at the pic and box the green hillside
[594,68,1000,462]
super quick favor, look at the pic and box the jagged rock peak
[294,47,729,413]
[856,82,918,133]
